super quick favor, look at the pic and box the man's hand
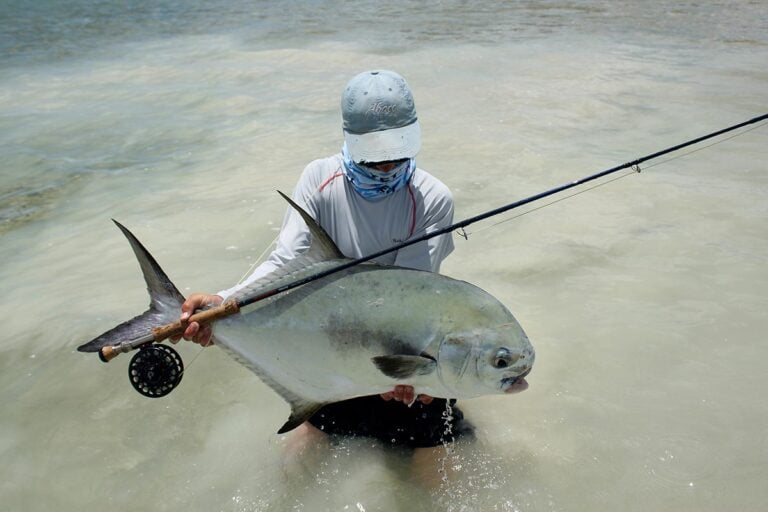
[380,385,434,406]
[170,293,224,346]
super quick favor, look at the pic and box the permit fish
[78,194,534,433]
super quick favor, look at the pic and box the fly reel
[128,344,183,397]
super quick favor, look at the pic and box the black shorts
[308,396,475,449]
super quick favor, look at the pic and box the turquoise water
[1,1,767,511]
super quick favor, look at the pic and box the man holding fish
[176,70,476,449]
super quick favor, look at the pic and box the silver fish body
[217,261,533,403]
[78,194,534,433]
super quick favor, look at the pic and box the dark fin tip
[276,190,344,259]
[276,402,327,434]
[372,355,437,379]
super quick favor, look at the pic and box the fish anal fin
[372,354,437,379]
[278,401,328,434]
[215,343,329,435]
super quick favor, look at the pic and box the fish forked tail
[77,220,186,355]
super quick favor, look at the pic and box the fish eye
[493,348,511,369]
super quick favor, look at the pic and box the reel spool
[128,344,183,398]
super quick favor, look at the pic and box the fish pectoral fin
[277,401,328,434]
[372,354,437,379]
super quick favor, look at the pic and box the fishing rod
[99,112,768,367]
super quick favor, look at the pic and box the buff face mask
[341,144,415,201]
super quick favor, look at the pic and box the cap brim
[344,121,421,163]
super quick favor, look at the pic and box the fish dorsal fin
[372,354,437,379]
[228,192,347,305]
[112,219,185,312]
[277,190,344,260]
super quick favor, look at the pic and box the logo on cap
[367,101,397,116]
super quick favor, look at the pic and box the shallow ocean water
[1,1,767,511]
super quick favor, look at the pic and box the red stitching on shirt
[407,184,416,238]
[318,171,344,193]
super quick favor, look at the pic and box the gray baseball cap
[341,70,422,163]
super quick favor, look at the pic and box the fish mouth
[501,369,531,394]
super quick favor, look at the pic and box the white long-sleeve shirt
[218,153,454,300]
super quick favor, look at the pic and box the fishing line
[235,180,338,286]
[236,235,278,285]
[180,342,208,373]
[462,168,640,237]
[640,118,768,171]
[461,116,768,237]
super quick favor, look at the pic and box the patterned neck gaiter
[341,143,415,202]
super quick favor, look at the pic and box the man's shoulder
[411,167,453,204]
[303,154,343,179]
[295,154,345,196]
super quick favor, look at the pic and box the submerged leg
[281,422,330,478]
[411,444,458,490]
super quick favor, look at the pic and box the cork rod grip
[151,300,241,342]
[100,345,120,362]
